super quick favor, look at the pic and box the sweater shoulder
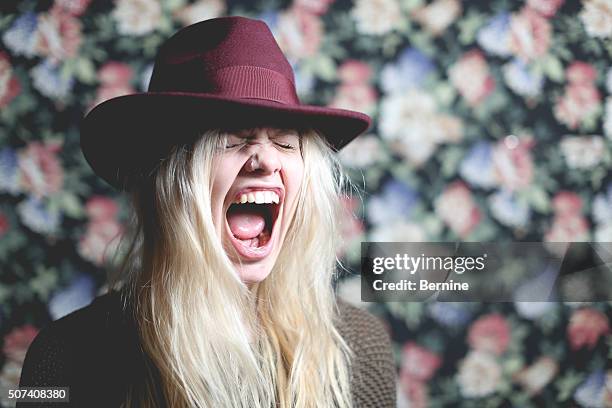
[336,299,394,356]
[336,299,397,408]
[18,291,136,407]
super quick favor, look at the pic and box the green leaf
[74,57,97,84]
[521,186,550,214]
[58,192,85,219]
[542,55,564,82]
[440,146,463,177]
[434,83,456,107]
[312,54,337,82]
[458,11,486,46]
[29,266,59,301]
[555,371,583,402]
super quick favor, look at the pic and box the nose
[242,138,281,176]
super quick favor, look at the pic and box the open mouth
[225,189,282,260]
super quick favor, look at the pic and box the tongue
[227,206,265,240]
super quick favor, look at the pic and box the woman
[18,16,396,408]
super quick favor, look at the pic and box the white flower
[113,0,162,36]
[560,135,605,169]
[457,350,502,397]
[379,90,461,166]
[351,0,403,36]
[174,0,225,26]
[579,0,612,38]
[594,222,612,242]
[412,0,462,36]
[338,134,383,168]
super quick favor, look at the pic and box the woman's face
[211,127,304,286]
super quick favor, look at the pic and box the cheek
[282,158,304,200]
[210,159,239,215]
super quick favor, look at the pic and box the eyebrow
[234,128,299,137]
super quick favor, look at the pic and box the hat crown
[148,16,299,104]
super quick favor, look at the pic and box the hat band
[208,65,299,105]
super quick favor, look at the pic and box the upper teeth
[235,191,280,204]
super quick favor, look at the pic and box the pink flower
[3,325,39,364]
[449,50,495,107]
[0,52,21,109]
[492,136,535,191]
[566,61,598,85]
[55,0,92,16]
[545,212,590,242]
[434,181,482,238]
[276,7,323,60]
[89,83,136,112]
[338,60,373,85]
[554,82,602,129]
[467,313,511,355]
[400,379,428,408]
[527,0,565,17]
[509,6,552,61]
[400,342,442,382]
[329,83,377,116]
[79,196,123,265]
[552,191,583,216]
[567,308,610,350]
[546,192,590,243]
[36,5,83,63]
[78,219,123,266]
[0,212,9,237]
[99,62,133,86]
[85,196,120,221]
[18,141,64,198]
[293,0,335,15]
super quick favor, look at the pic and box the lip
[224,184,284,261]
[231,186,285,204]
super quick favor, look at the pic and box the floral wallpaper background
[1,0,611,406]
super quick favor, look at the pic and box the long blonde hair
[109,128,354,407]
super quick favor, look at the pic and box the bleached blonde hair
[109,128,354,407]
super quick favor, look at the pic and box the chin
[235,262,275,285]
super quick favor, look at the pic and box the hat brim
[80,92,372,191]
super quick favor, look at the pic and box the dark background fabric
[0,0,611,407]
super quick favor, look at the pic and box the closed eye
[275,142,296,150]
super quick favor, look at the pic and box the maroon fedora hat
[80,15,372,191]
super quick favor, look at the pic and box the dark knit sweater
[18,291,396,407]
